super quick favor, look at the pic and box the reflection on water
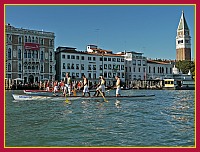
[5,90,195,147]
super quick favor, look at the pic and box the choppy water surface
[5,90,195,147]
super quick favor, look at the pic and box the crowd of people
[38,73,121,97]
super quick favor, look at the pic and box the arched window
[19,63,22,71]
[25,36,27,42]
[50,65,52,73]
[32,37,35,43]
[41,65,43,73]
[36,37,38,43]
[50,52,53,61]
[18,36,22,44]
[18,49,21,59]
[8,63,11,71]
[149,66,151,73]
[153,67,155,73]
[28,50,31,58]
[24,50,27,58]
[158,67,160,73]
[28,36,31,42]
[41,51,44,60]
[166,67,168,74]
[8,48,11,59]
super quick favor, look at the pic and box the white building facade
[55,46,125,86]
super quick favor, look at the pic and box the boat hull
[12,94,155,101]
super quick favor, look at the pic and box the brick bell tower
[176,11,191,61]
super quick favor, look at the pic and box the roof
[147,60,172,65]
[177,11,189,31]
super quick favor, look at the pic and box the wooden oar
[98,90,108,102]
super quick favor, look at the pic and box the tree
[175,60,195,76]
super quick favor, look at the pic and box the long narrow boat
[12,94,155,101]
[23,90,53,94]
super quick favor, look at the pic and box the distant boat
[163,79,195,90]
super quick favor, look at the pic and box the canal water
[5,90,195,147]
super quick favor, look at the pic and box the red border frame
[1,0,199,152]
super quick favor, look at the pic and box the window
[133,60,136,65]
[88,57,92,60]
[143,60,146,66]
[104,72,107,78]
[138,68,140,72]
[153,67,155,73]
[104,57,107,61]
[62,72,66,77]
[108,58,111,61]
[62,54,65,59]
[76,64,79,70]
[50,52,53,61]
[108,64,112,70]
[67,55,70,59]
[50,65,52,73]
[121,58,124,62]
[138,60,141,66]
[166,67,168,74]
[40,51,43,60]
[88,65,92,70]
[71,64,74,69]
[25,36,27,42]
[18,63,22,72]
[18,36,22,44]
[88,73,91,78]
[63,63,66,69]
[76,73,79,78]
[32,37,34,43]
[121,65,124,70]
[100,57,103,61]
[36,37,38,43]
[81,56,84,60]
[93,65,96,70]
[18,49,21,60]
[28,51,31,58]
[81,64,84,70]
[8,63,11,72]
[28,36,31,42]
[117,58,120,62]
[8,48,11,59]
[100,65,103,70]
[71,55,75,59]
[149,66,151,73]
[93,57,96,61]
[104,64,107,69]
[76,56,79,60]
[108,72,112,78]
[40,38,44,45]
[129,67,131,72]
[41,65,43,73]
[67,63,70,69]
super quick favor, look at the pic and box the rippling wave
[5,90,195,147]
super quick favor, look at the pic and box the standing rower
[93,76,106,97]
[82,75,90,97]
[115,75,121,97]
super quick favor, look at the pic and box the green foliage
[175,60,195,76]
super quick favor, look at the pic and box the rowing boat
[23,90,54,94]
[12,94,155,101]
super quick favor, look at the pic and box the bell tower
[176,11,191,61]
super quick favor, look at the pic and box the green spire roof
[178,11,189,30]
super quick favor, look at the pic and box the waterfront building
[147,60,173,80]
[55,45,125,86]
[5,24,56,84]
[124,51,147,81]
[176,11,191,61]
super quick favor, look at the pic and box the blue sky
[5,5,195,60]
